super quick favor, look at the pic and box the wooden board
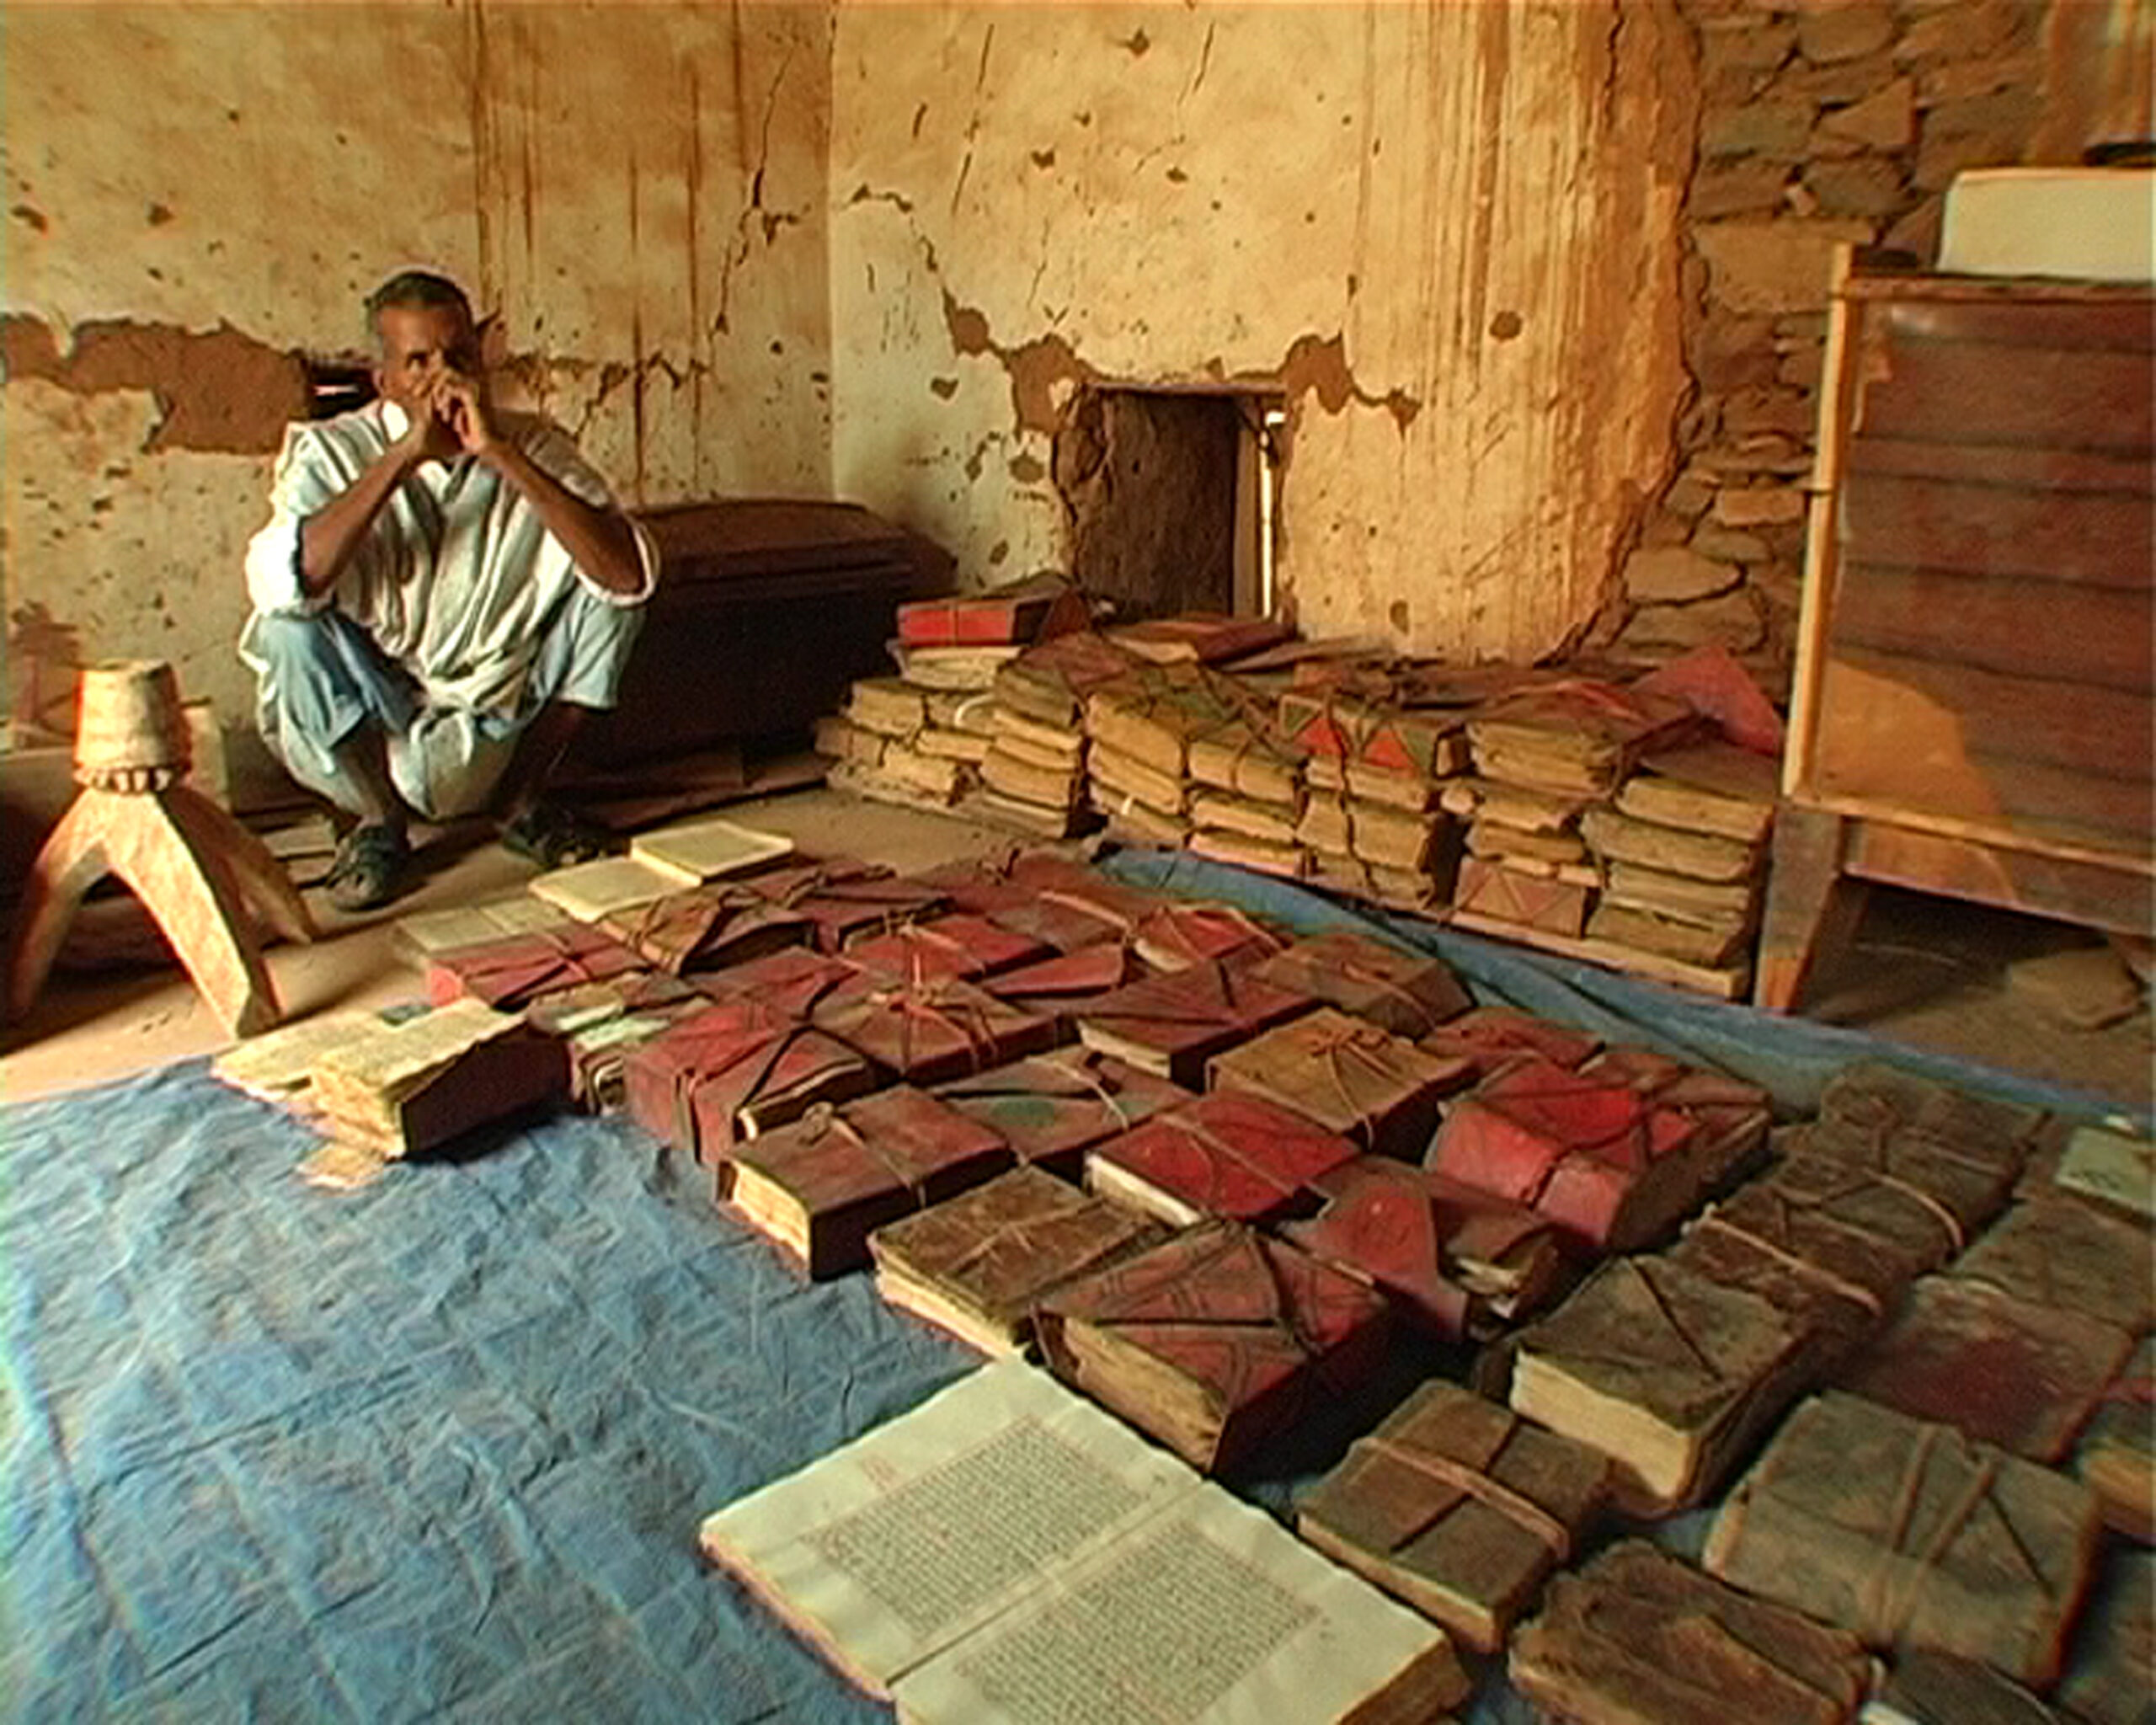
[1844,818,2153,936]
[1854,315,2153,454]
[1449,909,1751,1001]
[1839,472,2153,592]
[1833,563,2153,693]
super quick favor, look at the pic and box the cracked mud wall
[3,2,831,761]
[829,2,1696,662]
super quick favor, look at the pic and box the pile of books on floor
[213,826,2152,1722]
[816,572,1087,820]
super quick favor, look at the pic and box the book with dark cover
[599,883,814,977]
[1786,1116,2021,1253]
[1758,1143,1986,1272]
[1426,1058,1702,1254]
[1951,1196,2155,1335]
[1249,930,1471,1039]
[1128,900,1283,974]
[1037,1220,1393,1475]
[1419,1006,1600,1080]
[2057,1549,2155,1725]
[424,923,644,1013]
[743,858,950,952]
[622,998,878,1157]
[808,968,1059,1085]
[1296,1380,1609,1653]
[1283,1156,1567,1339]
[1870,1650,2063,1725]
[838,912,1050,986]
[691,945,862,1020]
[1704,1391,2103,1688]
[981,890,1131,953]
[1510,1541,1870,1725]
[717,1085,1013,1279]
[1818,1060,2046,1172]
[1468,680,1697,798]
[867,1164,1165,1354]
[1510,1254,1815,1515]
[1086,1087,1358,1228]
[525,970,708,1110]
[1209,1007,1474,1163]
[1837,1274,2134,1463]
[1581,1044,1773,1194]
[1075,959,1315,1087]
[932,1048,1188,1178]
[980,944,1148,1037]
[2077,1334,2155,1542]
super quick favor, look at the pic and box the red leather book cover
[1284,1156,1566,1338]
[1075,960,1315,1087]
[1130,901,1283,973]
[1427,1058,1699,1253]
[841,913,1049,987]
[523,969,701,1035]
[1251,931,1472,1039]
[690,946,862,1020]
[1584,1045,1773,1193]
[808,969,1059,1085]
[1453,858,1592,937]
[1420,1007,1601,1081]
[1037,1220,1392,1473]
[740,858,950,953]
[934,1049,1190,1178]
[622,998,873,1156]
[983,945,1148,1033]
[718,1085,1013,1279]
[896,574,1082,646]
[600,884,814,977]
[425,925,644,1013]
[1087,1087,1358,1226]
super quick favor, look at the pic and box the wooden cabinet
[1758,257,2154,1010]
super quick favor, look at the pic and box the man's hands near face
[430,371,502,461]
[396,389,462,467]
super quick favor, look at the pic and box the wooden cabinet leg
[1753,804,1868,1013]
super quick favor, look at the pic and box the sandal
[499,801,619,870]
[325,823,415,913]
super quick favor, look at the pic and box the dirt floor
[3,786,2149,1119]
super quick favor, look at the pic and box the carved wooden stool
[5,660,318,1036]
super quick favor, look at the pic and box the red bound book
[1583,1045,1773,1194]
[983,945,1149,1035]
[1130,901,1283,974]
[934,1049,1190,1178]
[599,884,814,977]
[1250,931,1472,1039]
[1453,858,1592,938]
[1427,1058,1700,1254]
[622,998,877,1157]
[717,1085,1013,1278]
[895,573,1083,646]
[690,946,862,1019]
[841,914,1049,986]
[1086,1088,1358,1227]
[739,858,950,953]
[1420,1007,1601,1082]
[1283,1156,1568,1339]
[808,969,1059,1085]
[1075,959,1315,1087]
[425,925,644,1013]
[1037,1220,1393,1474]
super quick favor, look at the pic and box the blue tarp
[2,1063,974,1722]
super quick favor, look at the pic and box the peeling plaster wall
[829,2,1697,663]
[3,2,831,754]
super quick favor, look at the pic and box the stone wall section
[1607,0,2057,698]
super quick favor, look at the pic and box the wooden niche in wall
[1052,387,1280,622]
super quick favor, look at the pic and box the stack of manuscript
[739,858,948,952]
[212,1007,407,1119]
[1704,1392,2103,1689]
[1283,1157,1568,1339]
[715,1085,1013,1278]
[424,922,644,1014]
[622,996,880,1162]
[1297,1381,1609,1654]
[1082,665,1240,850]
[1037,1219,1393,1473]
[1585,741,1778,967]
[1510,1541,1871,1725]
[626,814,794,885]
[1175,696,1310,879]
[524,970,710,1110]
[933,1048,1188,1179]
[965,630,1135,838]
[839,913,1049,988]
[1107,612,1292,666]
[1075,959,1314,1086]
[1446,777,1599,934]
[696,1361,1470,1722]
[1425,1058,1708,1255]
[820,676,974,810]
[2078,1334,2155,1541]
[891,571,1086,686]
[1508,1253,1817,1514]
[1249,930,1470,1039]
[868,1164,1164,1353]
[600,883,814,979]
[1209,1007,1473,1162]
[1085,1087,1359,1227]
[1836,1192,2148,1466]
[310,998,568,1161]
[807,966,1058,1085]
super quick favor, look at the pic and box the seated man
[240,269,657,910]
